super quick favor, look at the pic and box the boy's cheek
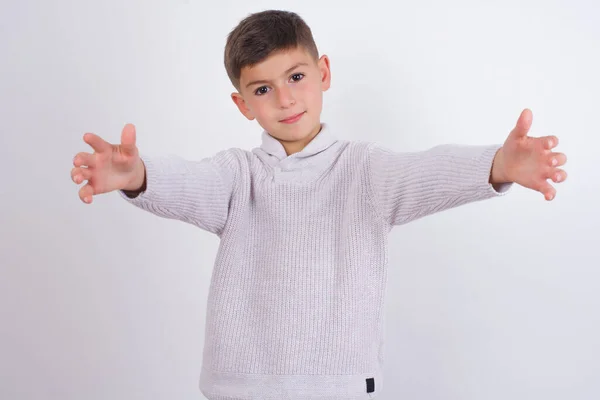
[247,102,268,120]
[307,89,323,109]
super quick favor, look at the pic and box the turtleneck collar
[259,123,337,161]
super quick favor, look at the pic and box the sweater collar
[259,123,337,161]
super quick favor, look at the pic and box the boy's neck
[280,122,323,156]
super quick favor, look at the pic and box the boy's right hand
[71,123,145,204]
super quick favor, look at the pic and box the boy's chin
[258,116,320,142]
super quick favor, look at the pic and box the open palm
[71,123,142,203]
[500,109,567,200]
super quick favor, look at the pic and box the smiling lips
[280,111,305,124]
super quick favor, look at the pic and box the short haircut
[224,10,319,91]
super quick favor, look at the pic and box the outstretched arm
[71,123,238,235]
[118,150,238,235]
[367,108,567,227]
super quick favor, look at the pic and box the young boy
[71,9,567,400]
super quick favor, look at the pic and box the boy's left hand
[491,108,567,201]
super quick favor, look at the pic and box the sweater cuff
[476,145,513,196]
[118,155,160,205]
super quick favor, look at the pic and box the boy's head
[224,10,331,154]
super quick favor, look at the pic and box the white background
[1,0,598,399]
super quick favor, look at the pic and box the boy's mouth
[279,111,305,124]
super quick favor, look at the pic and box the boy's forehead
[240,47,314,85]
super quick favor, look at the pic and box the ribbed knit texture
[119,123,511,399]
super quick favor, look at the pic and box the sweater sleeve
[118,149,239,235]
[366,142,512,227]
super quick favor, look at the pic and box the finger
[540,135,559,150]
[120,123,137,155]
[84,133,112,153]
[73,152,95,168]
[79,183,94,204]
[549,152,567,167]
[538,181,557,201]
[509,108,533,139]
[549,168,567,183]
[71,167,92,184]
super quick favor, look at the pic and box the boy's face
[231,46,331,154]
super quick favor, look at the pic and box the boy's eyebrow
[245,62,309,88]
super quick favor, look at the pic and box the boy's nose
[276,86,296,108]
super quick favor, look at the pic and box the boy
[71,9,567,400]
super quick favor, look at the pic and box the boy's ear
[318,55,331,91]
[231,92,255,120]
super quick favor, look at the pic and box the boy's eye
[255,86,269,96]
[291,73,305,81]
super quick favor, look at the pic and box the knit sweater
[119,123,511,399]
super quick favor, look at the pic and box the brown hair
[224,10,320,91]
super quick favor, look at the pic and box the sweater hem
[199,366,383,400]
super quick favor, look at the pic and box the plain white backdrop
[1,0,598,399]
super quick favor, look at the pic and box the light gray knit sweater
[120,123,511,399]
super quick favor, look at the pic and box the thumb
[120,123,137,155]
[508,108,533,140]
